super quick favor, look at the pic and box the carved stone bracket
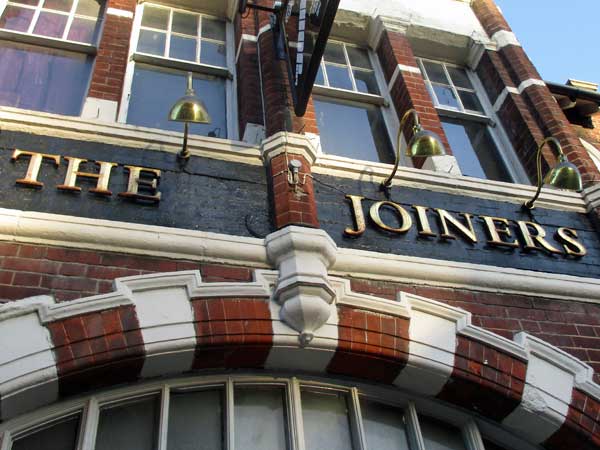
[265,226,337,345]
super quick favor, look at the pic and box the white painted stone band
[388,64,422,94]
[492,79,545,112]
[491,30,520,49]
[106,7,133,18]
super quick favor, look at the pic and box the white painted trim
[491,30,520,49]
[518,78,546,93]
[492,86,519,112]
[584,182,600,212]
[388,63,421,94]
[333,247,600,304]
[106,7,133,18]
[581,138,600,173]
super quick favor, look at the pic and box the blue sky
[494,1,600,86]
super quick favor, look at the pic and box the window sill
[312,85,387,106]
[0,29,97,55]
[132,53,232,79]
[436,107,494,126]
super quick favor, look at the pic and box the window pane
[441,116,511,182]
[432,84,459,108]
[361,400,409,450]
[127,65,227,137]
[235,387,287,450]
[95,396,159,450]
[346,46,371,69]
[200,40,226,67]
[12,415,80,450]
[0,41,91,115]
[458,90,483,113]
[67,17,96,43]
[142,5,168,30]
[314,98,393,163]
[172,11,197,36]
[323,42,346,64]
[202,17,225,41]
[422,61,448,84]
[483,439,509,450]
[302,389,354,450]
[42,0,72,12]
[353,69,379,95]
[9,0,39,6]
[168,390,223,450]
[420,416,467,450]
[75,0,101,17]
[315,65,325,86]
[33,11,68,38]
[0,5,34,32]
[137,29,166,55]
[447,66,473,89]
[170,35,196,61]
[324,64,352,90]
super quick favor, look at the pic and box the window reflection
[12,415,80,450]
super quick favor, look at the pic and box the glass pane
[172,11,197,36]
[361,400,409,450]
[323,42,346,64]
[42,0,72,12]
[0,5,34,32]
[235,387,287,450]
[127,66,227,138]
[67,17,96,43]
[346,46,371,69]
[432,83,460,108]
[170,35,196,61]
[441,116,511,182]
[422,60,448,84]
[200,40,226,67]
[137,29,166,55]
[483,439,509,450]
[9,0,39,6]
[141,5,168,30]
[458,90,483,113]
[0,41,91,115]
[168,390,223,450]
[353,69,379,95]
[95,396,159,450]
[202,17,225,41]
[12,415,80,450]
[325,64,352,90]
[315,65,325,86]
[447,66,473,89]
[33,11,68,37]
[314,98,393,163]
[420,416,466,450]
[75,0,101,17]
[301,389,354,450]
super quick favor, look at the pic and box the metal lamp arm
[382,108,420,188]
[524,137,564,209]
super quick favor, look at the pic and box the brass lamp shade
[543,156,583,192]
[406,127,446,158]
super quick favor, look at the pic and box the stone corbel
[265,226,337,345]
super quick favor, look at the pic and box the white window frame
[118,2,238,140]
[0,375,542,450]
[312,40,407,167]
[417,57,529,184]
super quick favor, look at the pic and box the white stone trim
[581,138,600,174]
[333,247,600,304]
[584,182,600,212]
[518,78,546,93]
[491,30,520,49]
[0,107,262,166]
[367,15,409,50]
[106,7,133,18]
[388,63,422,94]
[312,155,586,212]
[261,132,320,165]
[493,86,519,112]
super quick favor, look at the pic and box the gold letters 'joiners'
[57,157,117,195]
[370,201,412,233]
[557,227,587,257]
[480,215,519,248]
[516,221,562,255]
[11,150,60,187]
[344,195,366,236]
[118,166,162,202]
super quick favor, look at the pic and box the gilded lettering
[11,149,60,188]
[370,201,412,234]
[556,227,587,257]
[436,209,477,244]
[516,221,562,255]
[412,205,436,237]
[344,195,366,237]
[118,165,161,202]
[57,157,117,195]
[480,215,519,248]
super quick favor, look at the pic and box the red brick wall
[350,278,600,383]
[0,242,252,302]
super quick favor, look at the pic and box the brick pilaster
[471,0,600,187]
[376,28,452,168]
[87,0,136,104]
